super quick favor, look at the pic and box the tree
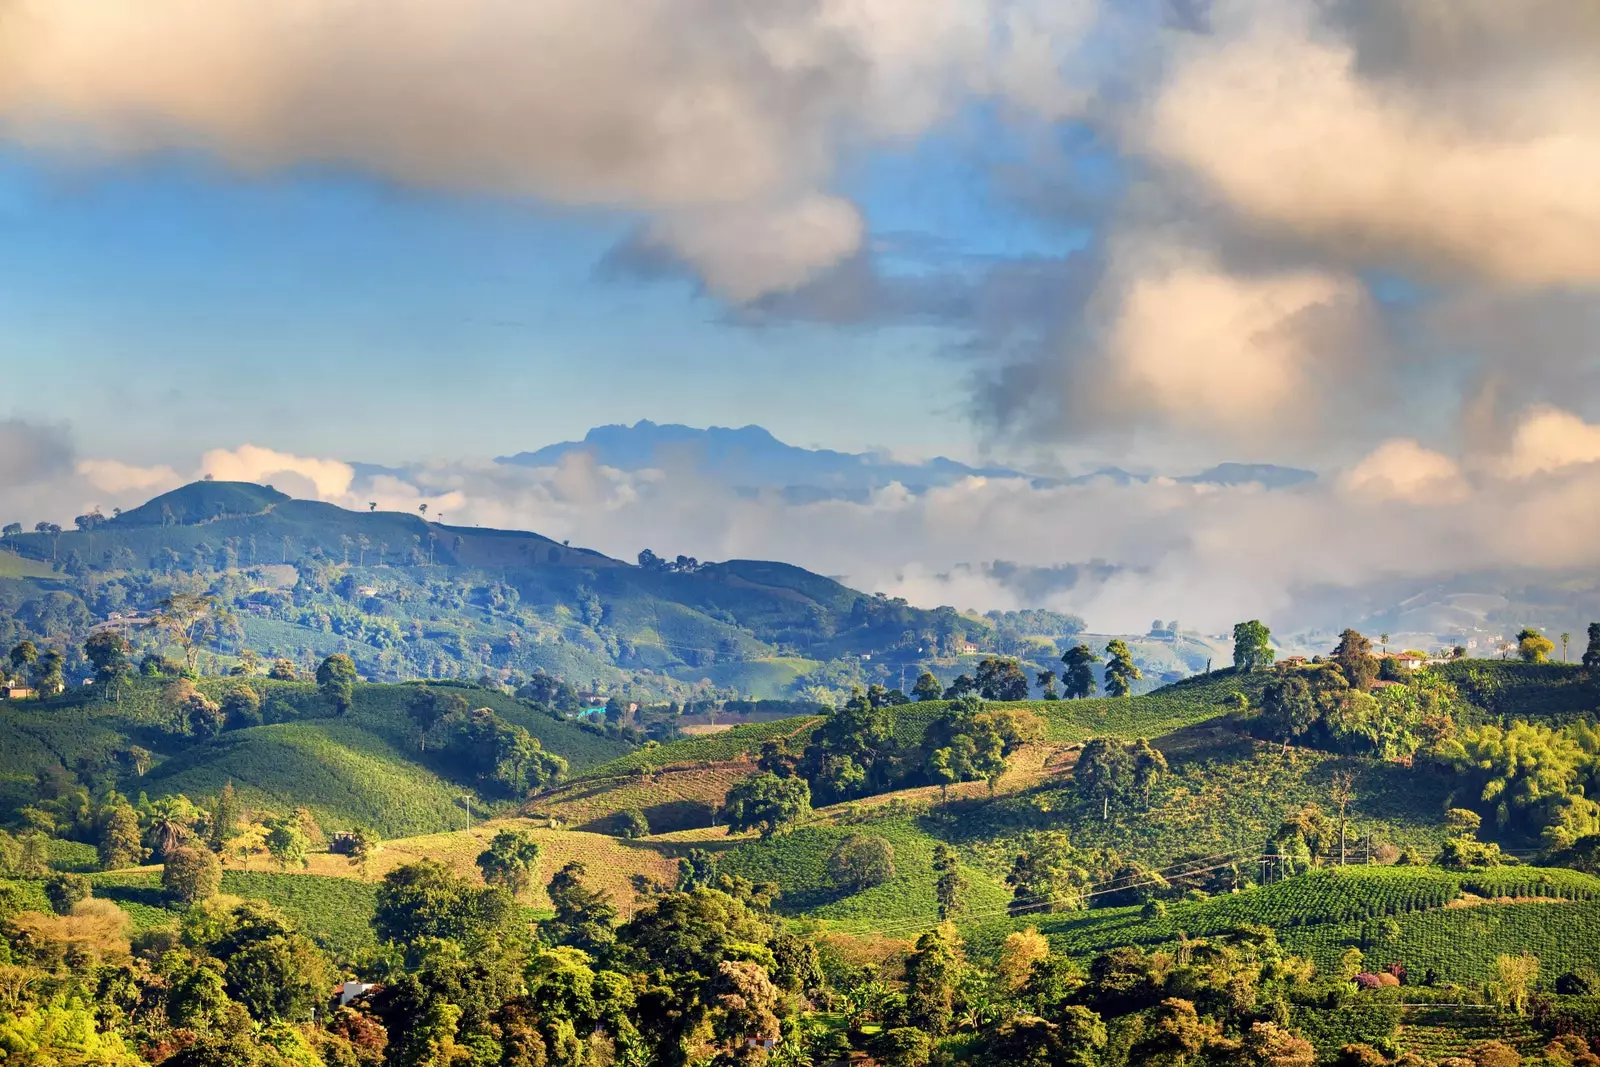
[208,782,240,850]
[149,593,224,672]
[1007,832,1088,914]
[614,808,650,839]
[264,818,310,870]
[316,653,358,714]
[904,923,966,1035]
[1517,628,1555,664]
[871,1028,932,1067]
[476,829,542,895]
[932,843,963,920]
[543,861,617,956]
[1491,952,1540,1014]
[911,671,944,702]
[162,845,222,905]
[1562,632,1572,663]
[219,684,262,730]
[1260,675,1317,750]
[31,650,64,696]
[98,802,145,870]
[84,630,131,700]
[374,859,514,945]
[43,872,91,915]
[1077,738,1135,820]
[345,825,381,877]
[1330,771,1356,866]
[7,640,38,679]
[1233,620,1275,672]
[976,657,1030,701]
[225,931,332,1022]
[1132,739,1167,803]
[268,658,298,681]
[1332,629,1378,691]
[996,927,1050,992]
[1585,624,1600,672]
[827,834,896,891]
[722,773,812,838]
[1060,645,1100,699]
[1103,640,1142,697]
[1036,670,1060,700]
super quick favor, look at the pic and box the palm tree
[1379,633,1390,654]
[1562,632,1572,663]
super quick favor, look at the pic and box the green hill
[2,480,1004,701]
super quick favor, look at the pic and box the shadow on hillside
[576,799,716,836]
[95,883,167,911]
[1152,716,1257,767]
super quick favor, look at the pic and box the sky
[3,0,1600,630]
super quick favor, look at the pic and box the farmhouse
[0,684,36,700]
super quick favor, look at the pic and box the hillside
[1,480,1014,702]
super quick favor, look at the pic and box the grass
[88,869,380,959]
[297,817,678,913]
[141,720,475,837]
[716,815,1010,929]
[530,763,756,834]
[581,717,823,778]
[0,552,57,579]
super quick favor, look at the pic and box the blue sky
[0,124,1069,467]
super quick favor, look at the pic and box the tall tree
[84,630,131,700]
[1261,675,1318,752]
[1103,640,1142,698]
[316,653,358,714]
[1036,670,1060,700]
[1585,623,1600,672]
[1232,620,1275,672]
[149,593,224,672]
[1060,644,1101,699]
[1331,629,1378,691]
[932,843,963,920]
[975,657,1030,701]
[1077,738,1135,820]
[911,671,944,703]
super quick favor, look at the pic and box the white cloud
[1494,406,1600,478]
[0,0,1101,299]
[1141,7,1600,286]
[76,459,183,495]
[1106,261,1365,432]
[1340,439,1468,503]
[198,445,354,500]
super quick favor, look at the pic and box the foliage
[162,845,222,904]
[476,828,542,895]
[723,773,812,838]
[1234,620,1275,672]
[828,833,897,891]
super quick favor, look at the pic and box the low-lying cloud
[10,406,1600,636]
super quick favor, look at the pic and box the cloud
[198,445,353,500]
[1339,439,1467,503]
[1141,5,1600,286]
[0,419,73,488]
[1105,262,1366,433]
[0,0,1100,299]
[76,459,183,495]
[1494,407,1600,479]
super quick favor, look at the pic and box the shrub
[615,808,650,839]
[43,872,92,915]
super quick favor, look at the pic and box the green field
[1016,864,1600,989]
[89,869,379,959]
[717,815,1011,925]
